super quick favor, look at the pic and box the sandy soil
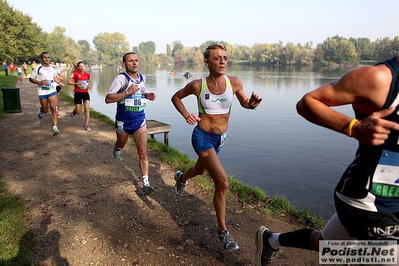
[0,79,320,265]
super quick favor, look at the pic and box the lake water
[61,64,357,219]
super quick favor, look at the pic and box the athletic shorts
[73,92,90,104]
[334,194,399,242]
[191,126,227,154]
[38,92,57,100]
[56,86,62,93]
[115,118,146,135]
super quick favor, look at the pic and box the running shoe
[85,125,91,131]
[52,126,60,136]
[174,170,187,196]
[255,226,280,265]
[56,110,59,116]
[143,185,154,195]
[113,142,121,159]
[38,106,43,119]
[70,108,76,117]
[218,229,239,252]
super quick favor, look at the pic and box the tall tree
[63,36,81,64]
[47,26,68,62]
[78,40,91,54]
[78,40,98,65]
[93,32,130,65]
[322,35,357,64]
[373,37,392,62]
[226,44,246,63]
[390,36,399,58]
[137,41,157,64]
[193,50,204,65]
[0,0,46,63]
[171,41,183,57]
[349,37,373,60]
[139,41,156,55]
[166,44,172,56]
[296,42,314,66]
[282,42,296,65]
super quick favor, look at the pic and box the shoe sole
[174,171,181,182]
[226,245,240,253]
[255,226,267,266]
[143,186,154,195]
[38,107,42,119]
[174,171,186,196]
[113,142,120,159]
[220,232,240,252]
[113,150,121,159]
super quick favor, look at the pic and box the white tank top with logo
[197,75,233,114]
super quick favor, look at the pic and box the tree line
[2,0,399,67]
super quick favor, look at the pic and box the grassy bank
[0,75,325,262]
[0,74,36,264]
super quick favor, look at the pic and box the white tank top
[197,75,233,114]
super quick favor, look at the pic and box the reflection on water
[62,64,356,219]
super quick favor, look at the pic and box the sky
[7,0,399,54]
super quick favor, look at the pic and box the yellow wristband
[347,119,358,137]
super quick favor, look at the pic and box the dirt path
[0,80,320,265]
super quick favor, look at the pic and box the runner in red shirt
[68,61,92,131]
[22,62,28,78]
[9,62,15,76]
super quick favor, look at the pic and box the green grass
[0,183,36,265]
[0,72,36,264]
[147,138,326,229]
[358,60,376,66]
[59,92,115,127]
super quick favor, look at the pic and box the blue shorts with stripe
[191,126,227,154]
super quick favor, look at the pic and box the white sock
[142,176,150,187]
[268,233,281,249]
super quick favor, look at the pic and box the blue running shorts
[115,118,146,135]
[38,92,57,99]
[191,126,227,154]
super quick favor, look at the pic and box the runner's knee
[311,230,322,251]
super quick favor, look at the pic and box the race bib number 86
[125,92,147,112]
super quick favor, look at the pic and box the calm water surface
[62,65,357,219]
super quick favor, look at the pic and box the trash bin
[2,87,22,113]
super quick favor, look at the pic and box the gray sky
[8,0,399,53]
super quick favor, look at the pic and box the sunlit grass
[0,180,36,264]
[147,138,326,229]
[60,92,114,127]
[0,74,36,264]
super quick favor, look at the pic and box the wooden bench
[146,119,172,145]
